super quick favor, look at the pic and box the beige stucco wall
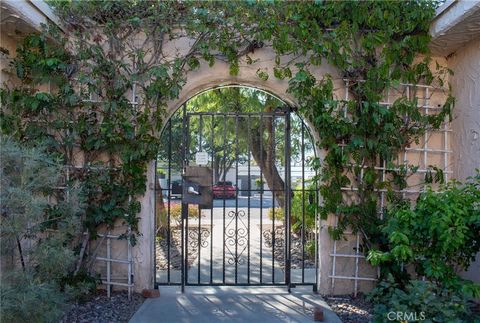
[133,48,347,294]
[2,2,472,294]
[449,39,480,181]
[134,48,451,295]
[449,38,480,283]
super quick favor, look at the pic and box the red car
[213,181,237,199]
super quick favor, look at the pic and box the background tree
[157,87,314,208]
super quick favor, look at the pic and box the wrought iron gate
[155,104,318,292]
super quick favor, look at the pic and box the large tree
[157,86,312,209]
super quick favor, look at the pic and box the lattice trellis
[329,81,451,296]
[49,80,139,299]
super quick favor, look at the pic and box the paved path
[129,286,342,323]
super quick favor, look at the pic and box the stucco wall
[449,39,480,181]
[449,38,480,283]
[133,49,346,294]
[135,48,451,295]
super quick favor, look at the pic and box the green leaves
[2,1,456,280]
[256,68,269,81]
[369,172,480,285]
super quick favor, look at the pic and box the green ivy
[1,0,453,258]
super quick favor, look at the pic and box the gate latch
[187,186,200,195]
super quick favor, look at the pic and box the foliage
[268,184,317,231]
[1,0,454,278]
[291,184,317,231]
[268,207,284,222]
[1,272,68,323]
[157,203,199,228]
[369,275,478,323]
[0,136,92,322]
[367,173,480,322]
[305,240,316,259]
[367,173,480,288]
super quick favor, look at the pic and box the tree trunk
[250,127,286,209]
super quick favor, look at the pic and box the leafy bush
[170,203,200,222]
[268,207,284,222]
[267,185,317,232]
[368,172,480,286]
[305,240,316,258]
[291,185,316,231]
[367,172,480,321]
[157,203,200,228]
[0,137,89,322]
[369,275,477,323]
[1,272,68,323]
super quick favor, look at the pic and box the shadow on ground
[129,286,341,323]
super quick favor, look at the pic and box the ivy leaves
[2,1,454,249]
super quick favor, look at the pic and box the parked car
[213,181,237,199]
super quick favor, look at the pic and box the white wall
[449,38,480,283]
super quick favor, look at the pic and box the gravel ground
[323,294,373,323]
[61,290,144,323]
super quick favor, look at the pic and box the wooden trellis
[328,81,451,296]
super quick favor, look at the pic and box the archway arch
[152,84,326,291]
[133,56,343,294]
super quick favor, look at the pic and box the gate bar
[271,115,276,283]
[222,114,227,284]
[235,115,239,284]
[247,115,251,284]
[259,114,264,284]
[181,103,187,292]
[198,115,203,284]
[210,115,214,284]
[285,108,292,291]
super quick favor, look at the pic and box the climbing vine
[1,1,452,262]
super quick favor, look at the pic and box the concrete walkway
[129,286,342,323]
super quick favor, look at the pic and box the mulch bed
[323,294,373,323]
[61,290,144,323]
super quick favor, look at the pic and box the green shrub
[367,172,480,321]
[369,275,477,323]
[266,185,317,232]
[305,240,316,258]
[1,272,68,323]
[368,172,480,286]
[157,203,200,228]
[291,185,316,231]
[268,207,285,222]
[0,137,87,322]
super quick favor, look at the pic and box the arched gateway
[132,48,378,296]
[155,86,318,291]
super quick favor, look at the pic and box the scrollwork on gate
[188,227,211,249]
[225,210,248,265]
